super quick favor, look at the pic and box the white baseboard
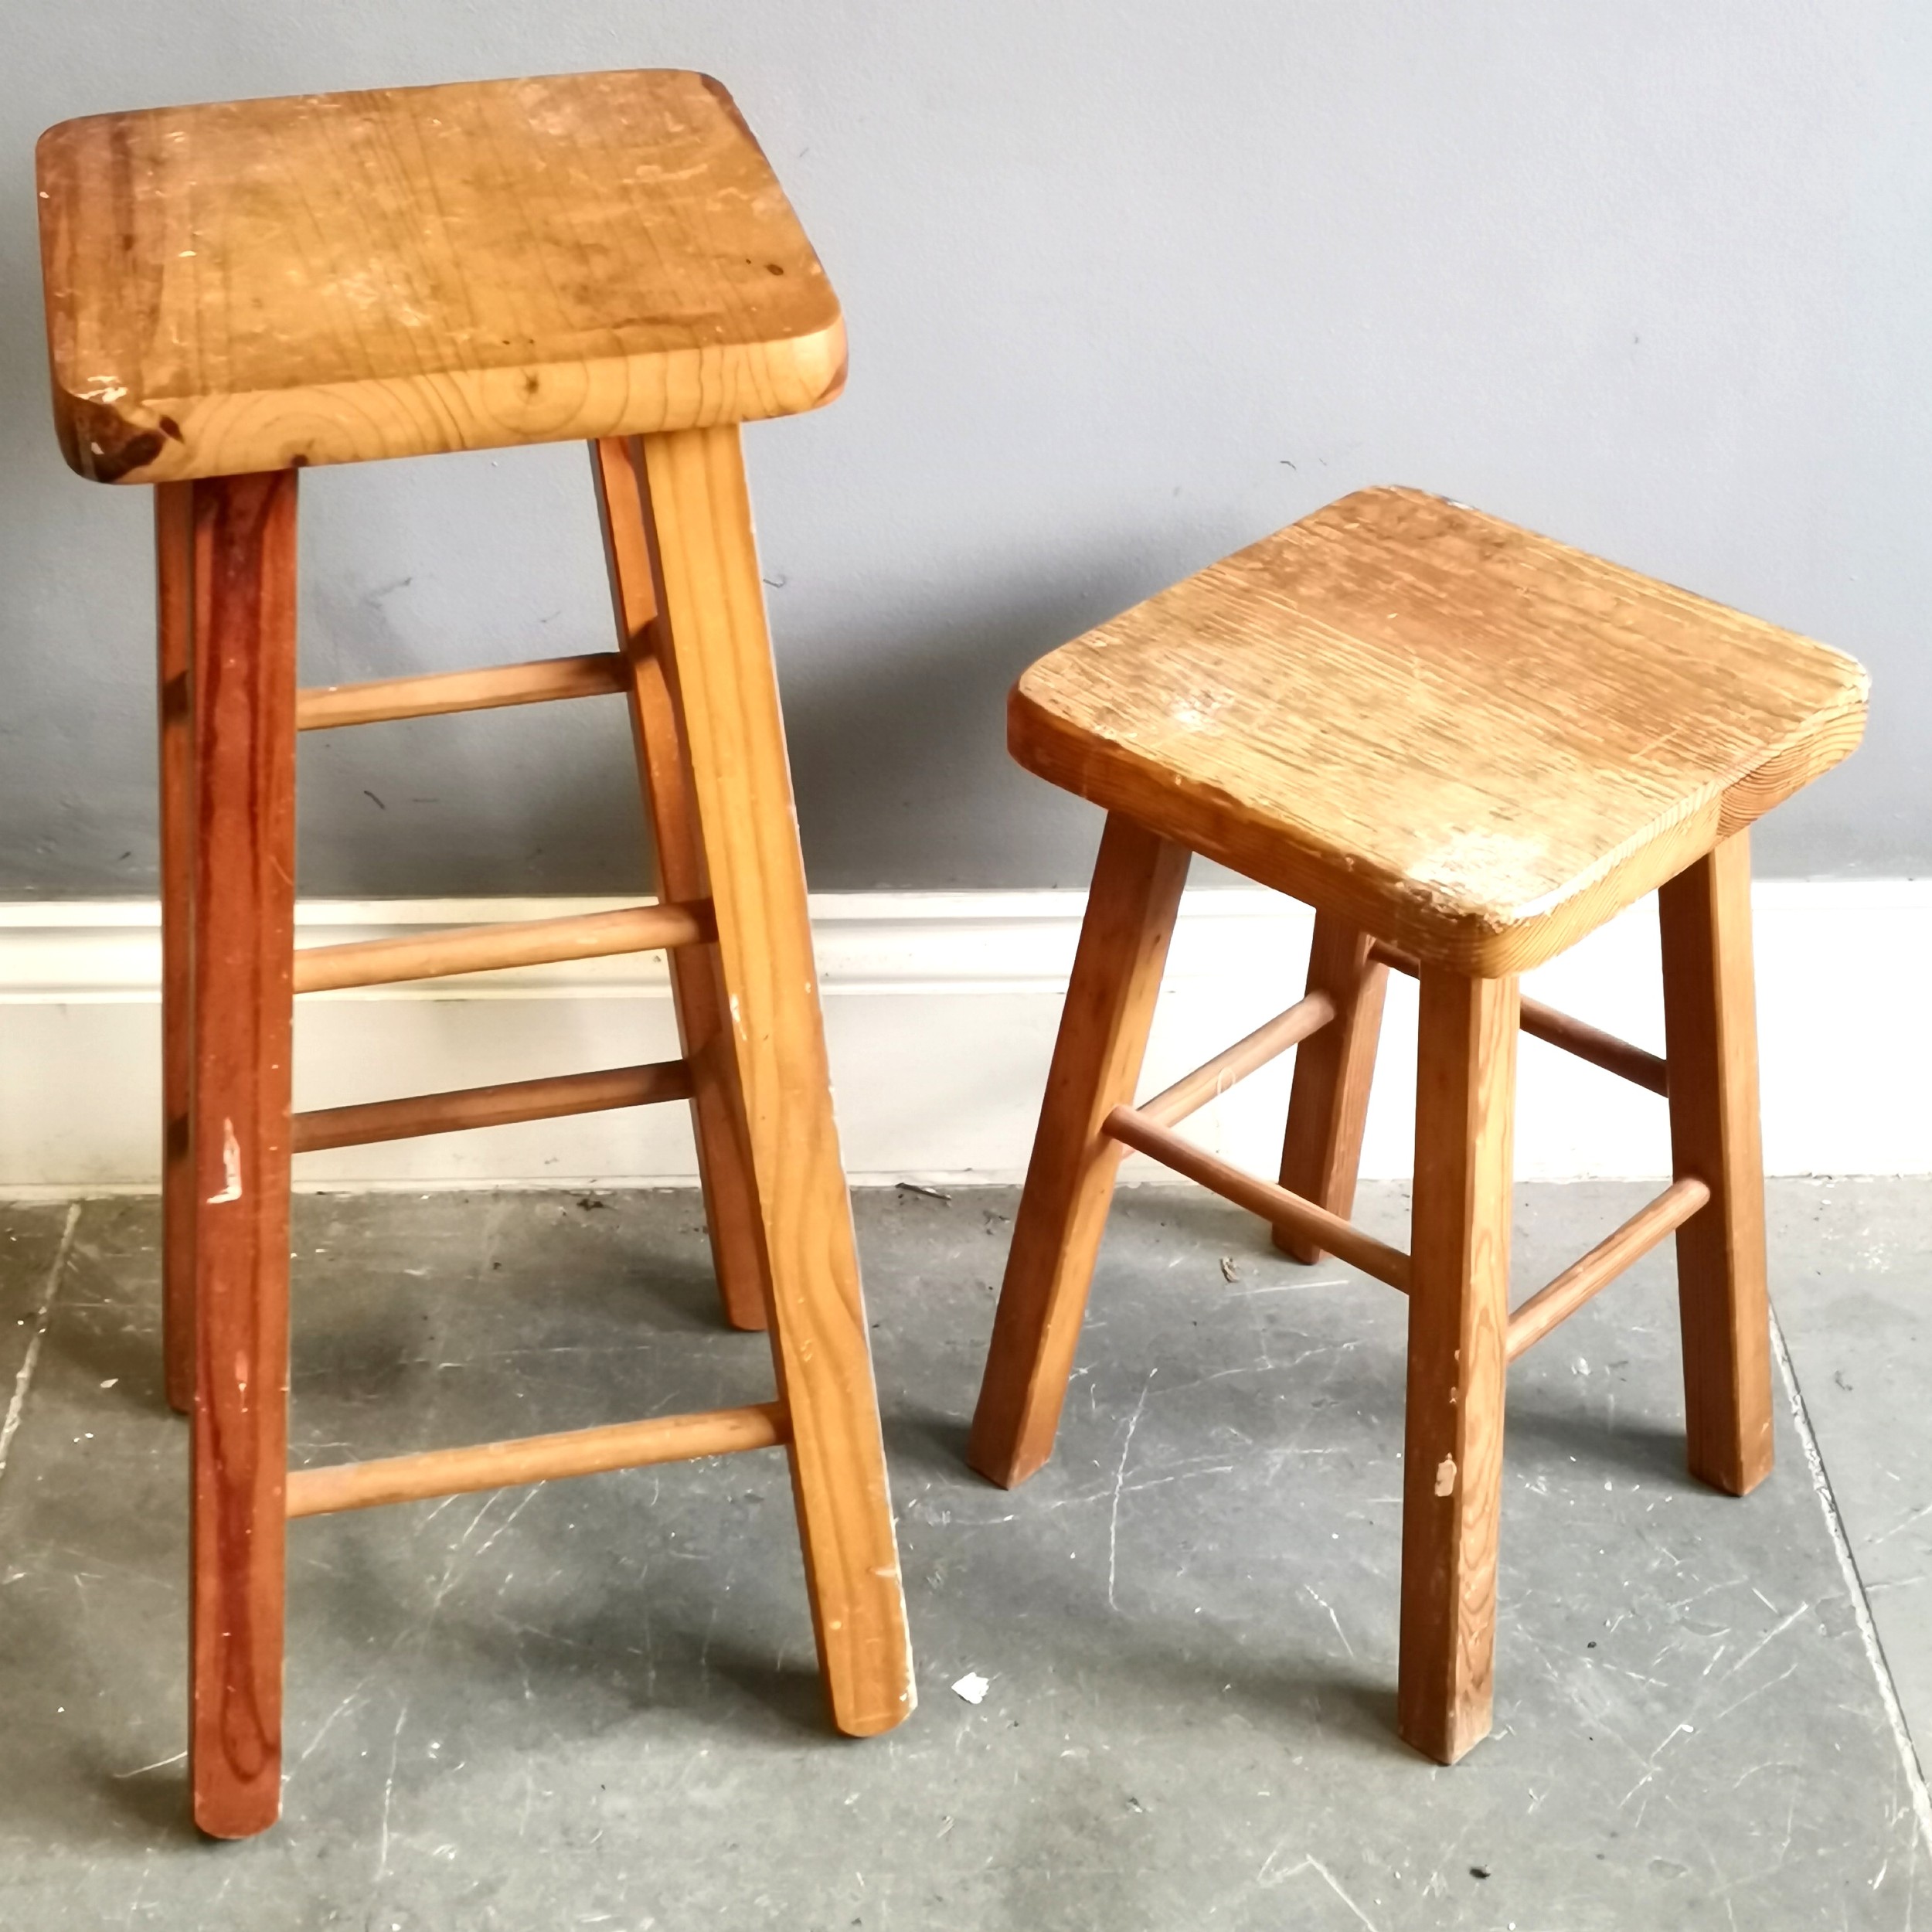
[1,883,1925,1192]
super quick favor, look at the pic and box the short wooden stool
[968,487,1866,1764]
[37,70,913,1836]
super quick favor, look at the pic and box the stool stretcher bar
[1103,1103,1413,1291]
[1369,942,1668,1095]
[291,1058,693,1154]
[293,900,713,993]
[296,652,630,730]
[286,1402,791,1519]
[1138,992,1336,1128]
[1505,1176,1710,1361]
[1112,983,1696,1333]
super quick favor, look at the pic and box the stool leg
[156,484,196,1416]
[968,815,1190,1488]
[1658,832,1773,1495]
[1400,967,1516,1764]
[633,424,913,1736]
[594,437,769,1332]
[185,471,299,1837]
[1274,916,1388,1261]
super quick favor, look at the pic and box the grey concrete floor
[0,1179,1925,1929]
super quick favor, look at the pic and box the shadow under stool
[36,69,913,1836]
[966,485,1868,1764]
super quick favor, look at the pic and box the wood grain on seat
[1012,488,1868,975]
[37,70,845,483]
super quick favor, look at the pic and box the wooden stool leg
[1400,967,1516,1764]
[594,438,769,1332]
[968,814,1191,1488]
[1274,915,1388,1261]
[185,471,299,1837]
[634,424,913,1736]
[1658,832,1773,1495]
[156,483,197,1415]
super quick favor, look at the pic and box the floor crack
[1772,1308,1932,1855]
[0,1203,81,1486]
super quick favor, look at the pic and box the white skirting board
[0,883,1925,1192]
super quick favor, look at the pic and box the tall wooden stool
[37,70,914,1837]
[968,487,1866,1764]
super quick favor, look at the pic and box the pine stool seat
[37,70,912,1839]
[970,485,1867,1765]
[37,70,845,483]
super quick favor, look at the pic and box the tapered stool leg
[1658,831,1773,1495]
[634,423,913,1736]
[594,437,770,1333]
[156,483,197,1417]
[968,813,1191,1488]
[1400,967,1516,1764]
[185,471,300,1837]
[1274,915,1388,1261]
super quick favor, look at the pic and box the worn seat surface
[1012,487,1868,974]
[36,69,844,484]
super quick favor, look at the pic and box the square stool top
[36,70,844,485]
[1013,488,1868,975]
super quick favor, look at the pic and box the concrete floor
[0,1179,1925,1929]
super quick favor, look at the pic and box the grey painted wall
[2,3,1923,898]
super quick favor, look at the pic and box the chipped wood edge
[46,317,848,485]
